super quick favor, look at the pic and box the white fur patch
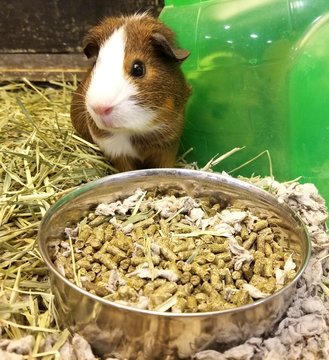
[86,27,130,111]
[91,131,139,159]
[85,25,156,133]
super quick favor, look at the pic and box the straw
[0,81,114,357]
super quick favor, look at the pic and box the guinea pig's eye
[130,60,145,78]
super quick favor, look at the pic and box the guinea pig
[71,13,191,172]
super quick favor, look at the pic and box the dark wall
[0,0,164,53]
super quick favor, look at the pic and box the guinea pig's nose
[92,105,113,116]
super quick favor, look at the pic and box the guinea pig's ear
[151,32,190,62]
[82,33,100,59]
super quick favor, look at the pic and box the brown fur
[70,14,191,172]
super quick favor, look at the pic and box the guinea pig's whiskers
[73,111,88,124]
[71,93,85,101]
[149,104,183,119]
[153,122,178,138]
[141,87,188,100]
[128,95,144,106]
[72,100,87,108]
[71,91,87,101]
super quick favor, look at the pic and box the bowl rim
[38,168,311,318]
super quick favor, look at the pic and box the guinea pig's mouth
[97,114,116,129]
[90,99,157,134]
[93,113,131,133]
[88,106,119,129]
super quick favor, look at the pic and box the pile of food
[51,187,299,313]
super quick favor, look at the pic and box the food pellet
[51,188,300,313]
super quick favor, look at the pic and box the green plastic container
[160,0,329,203]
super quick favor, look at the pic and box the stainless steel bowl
[38,169,310,359]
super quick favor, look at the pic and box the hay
[0,80,114,357]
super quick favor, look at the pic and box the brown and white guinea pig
[71,13,191,172]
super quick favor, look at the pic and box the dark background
[0,0,164,80]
